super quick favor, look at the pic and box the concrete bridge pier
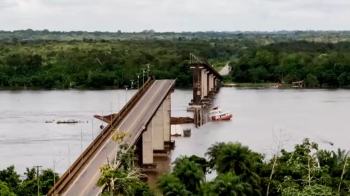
[140,91,173,172]
[189,53,223,127]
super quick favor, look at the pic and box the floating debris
[171,125,182,137]
[45,119,88,124]
[170,117,194,125]
[57,119,78,124]
[183,129,191,137]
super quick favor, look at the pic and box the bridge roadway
[62,80,175,196]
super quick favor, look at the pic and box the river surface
[1,88,350,178]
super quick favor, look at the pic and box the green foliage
[0,166,59,196]
[172,156,205,194]
[157,174,191,196]
[158,139,350,196]
[0,181,16,196]
[2,31,350,89]
[0,39,237,89]
[96,139,153,196]
[231,42,350,87]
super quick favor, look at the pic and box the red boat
[209,106,233,121]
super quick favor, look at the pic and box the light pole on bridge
[124,85,129,104]
[67,144,75,175]
[80,129,91,154]
[147,64,154,78]
[142,69,146,85]
[53,158,64,194]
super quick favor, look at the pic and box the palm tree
[157,174,191,196]
[331,148,350,194]
[209,172,253,196]
[172,156,205,194]
[205,142,226,170]
[332,148,349,165]
[215,142,262,196]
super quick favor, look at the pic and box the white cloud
[0,0,349,31]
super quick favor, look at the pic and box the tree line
[231,41,350,88]
[1,36,350,89]
[2,29,350,42]
[0,39,239,89]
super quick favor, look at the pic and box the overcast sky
[0,0,349,32]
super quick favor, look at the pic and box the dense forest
[2,29,350,42]
[0,166,58,196]
[1,30,350,89]
[2,137,350,195]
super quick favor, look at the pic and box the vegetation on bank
[94,133,350,196]
[233,83,275,88]
[2,135,350,196]
[1,30,350,90]
[230,41,350,88]
[0,166,58,196]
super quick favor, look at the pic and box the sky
[0,0,349,32]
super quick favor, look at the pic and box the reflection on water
[1,88,350,184]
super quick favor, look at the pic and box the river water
[1,88,350,179]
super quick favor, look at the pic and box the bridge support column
[214,78,220,92]
[163,94,171,149]
[201,69,206,99]
[209,75,214,92]
[142,92,172,169]
[192,64,202,105]
[142,123,154,165]
[207,72,210,96]
[152,93,171,154]
[204,70,209,98]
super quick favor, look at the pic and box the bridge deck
[62,80,175,196]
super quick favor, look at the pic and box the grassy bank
[224,82,294,88]
[229,82,274,88]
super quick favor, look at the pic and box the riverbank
[0,85,168,91]
[223,82,292,89]
[223,82,350,89]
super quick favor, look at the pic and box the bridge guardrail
[98,79,176,194]
[47,78,155,196]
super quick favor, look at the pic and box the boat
[209,106,233,121]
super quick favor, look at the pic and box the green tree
[0,166,21,194]
[0,181,16,196]
[157,174,191,196]
[207,172,253,196]
[172,156,205,194]
[304,74,319,87]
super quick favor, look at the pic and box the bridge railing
[189,53,223,80]
[47,78,155,196]
[99,79,176,194]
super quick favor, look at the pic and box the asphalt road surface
[219,63,231,76]
[62,80,175,196]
